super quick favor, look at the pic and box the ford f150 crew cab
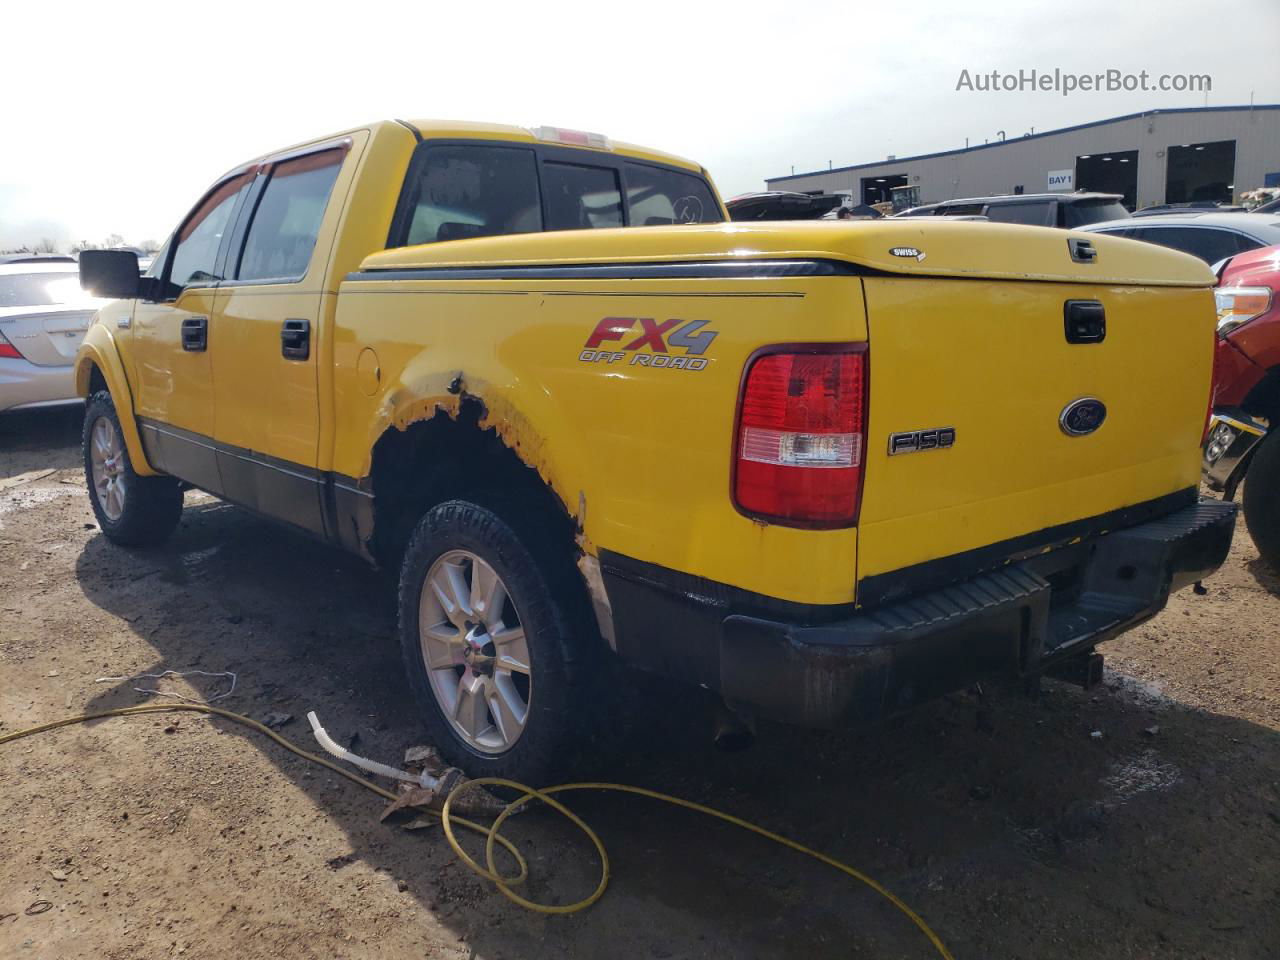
[75,120,1236,783]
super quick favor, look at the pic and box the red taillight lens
[0,330,23,360]
[733,347,866,527]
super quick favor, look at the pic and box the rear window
[1064,200,1129,228]
[391,142,721,247]
[402,145,543,246]
[543,162,623,230]
[0,272,88,308]
[625,163,722,225]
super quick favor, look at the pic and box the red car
[1203,244,1280,567]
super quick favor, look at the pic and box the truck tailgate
[856,274,1215,599]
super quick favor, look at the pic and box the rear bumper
[718,498,1236,726]
[0,357,78,413]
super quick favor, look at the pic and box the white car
[0,262,108,414]
[1080,212,1280,264]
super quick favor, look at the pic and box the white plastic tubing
[306,711,441,790]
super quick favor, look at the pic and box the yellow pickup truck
[75,119,1235,782]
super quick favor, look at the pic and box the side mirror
[79,249,143,299]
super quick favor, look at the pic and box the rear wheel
[1243,430,1280,570]
[83,391,183,547]
[397,498,591,785]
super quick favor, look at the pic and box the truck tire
[397,498,591,785]
[83,391,184,547]
[1243,430,1280,571]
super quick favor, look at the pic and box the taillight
[733,346,866,527]
[0,330,23,360]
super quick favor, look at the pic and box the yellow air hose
[0,702,954,959]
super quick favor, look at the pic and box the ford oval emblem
[1060,397,1107,436]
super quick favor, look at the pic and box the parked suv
[896,192,1128,228]
[1202,244,1280,568]
[74,119,1233,783]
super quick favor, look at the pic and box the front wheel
[83,391,184,547]
[397,499,592,785]
[1243,430,1280,571]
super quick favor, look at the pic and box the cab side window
[168,174,250,288]
[237,149,345,282]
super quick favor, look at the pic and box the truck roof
[236,119,705,177]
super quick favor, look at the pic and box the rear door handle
[1064,300,1106,344]
[181,315,208,352]
[281,318,311,360]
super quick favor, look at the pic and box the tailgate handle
[1064,300,1106,344]
[1067,237,1097,263]
[181,315,208,352]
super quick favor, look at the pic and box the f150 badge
[579,317,716,371]
[888,427,956,455]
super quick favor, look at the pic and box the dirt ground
[1,406,1277,960]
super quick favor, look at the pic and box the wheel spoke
[93,421,110,457]
[428,561,473,624]
[492,626,530,675]
[470,560,507,625]
[420,622,464,669]
[488,674,527,745]
[453,672,490,739]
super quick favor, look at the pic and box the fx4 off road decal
[579,317,717,370]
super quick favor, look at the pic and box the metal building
[765,105,1280,211]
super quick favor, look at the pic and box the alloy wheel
[90,416,127,522]
[418,550,532,754]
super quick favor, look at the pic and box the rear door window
[983,201,1054,226]
[401,145,543,245]
[543,162,624,230]
[939,203,986,217]
[237,149,345,281]
[625,163,722,225]
[1134,227,1258,264]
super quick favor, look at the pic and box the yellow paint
[74,308,157,475]
[79,119,1217,607]
[856,276,1212,578]
[208,131,372,468]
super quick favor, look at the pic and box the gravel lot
[2,406,1277,960]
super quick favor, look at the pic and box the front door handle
[181,315,208,352]
[281,318,311,360]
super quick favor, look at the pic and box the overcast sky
[1,0,1277,250]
